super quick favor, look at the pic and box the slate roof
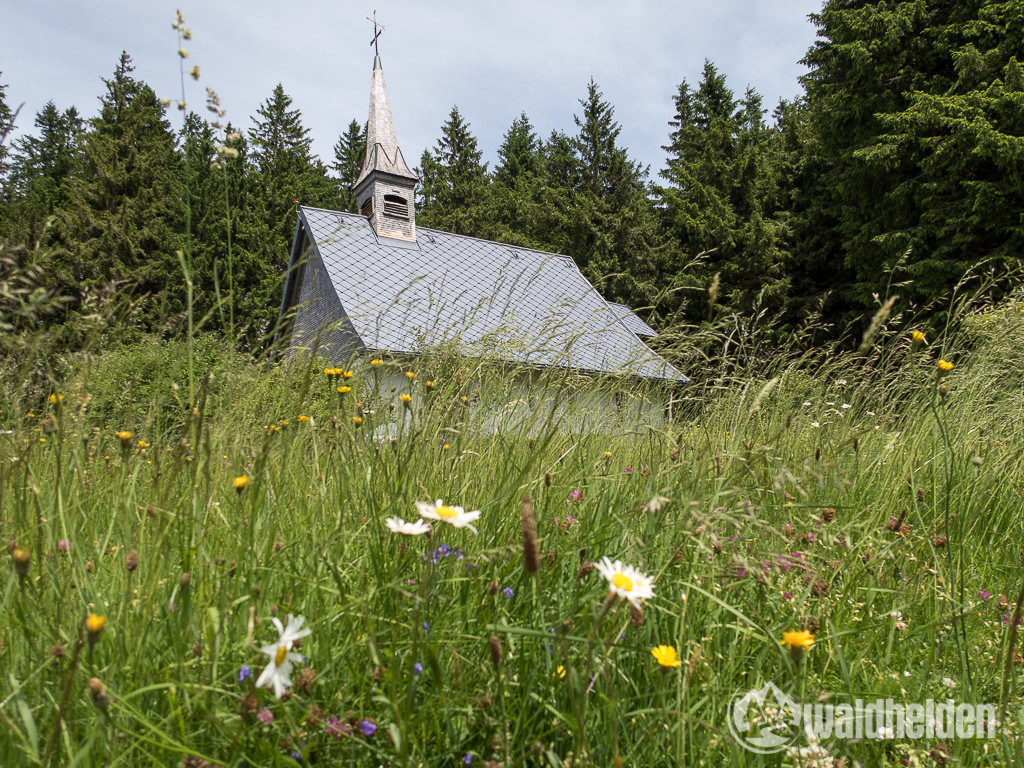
[284,206,687,383]
[607,302,658,338]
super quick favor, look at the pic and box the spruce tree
[494,113,542,187]
[658,62,788,320]
[794,0,1023,320]
[417,106,490,236]
[54,52,183,341]
[0,74,15,186]
[566,80,662,312]
[331,119,366,212]
[243,83,336,341]
[488,113,554,248]
[5,102,83,242]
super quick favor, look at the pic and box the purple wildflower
[359,719,376,737]
[782,592,793,601]
[257,707,274,725]
[979,589,991,600]
[463,755,473,765]
[57,539,70,553]
[238,665,252,682]
[413,662,423,675]
[325,716,350,739]
[502,587,514,600]
[568,488,582,503]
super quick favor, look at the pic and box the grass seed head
[488,635,503,668]
[520,495,539,575]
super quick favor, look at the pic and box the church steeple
[352,52,418,242]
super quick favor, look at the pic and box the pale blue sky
[4,0,822,175]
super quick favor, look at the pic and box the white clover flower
[594,556,655,608]
[415,499,481,533]
[385,517,431,536]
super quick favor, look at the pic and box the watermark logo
[728,681,998,754]
[727,681,801,754]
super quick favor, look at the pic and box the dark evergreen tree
[658,62,788,321]
[331,119,366,213]
[242,83,336,341]
[416,106,490,236]
[0,74,15,188]
[4,102,83,242]
[488,113,557,248]
[566,80,663,312]
[494,113,542,187]
[53,52,183,341]
[794,0,1024,320]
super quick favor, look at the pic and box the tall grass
[2,306,1024,767]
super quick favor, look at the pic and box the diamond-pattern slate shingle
[284,206,687,383]
[607,302,658,338]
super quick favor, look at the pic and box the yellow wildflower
[233,475,250,493]
[337,386,351,395]
[405,371,416,380]
[781,629,815,662]
[86,613,106,644]
[937,359,954,374]
[651,645,681,668]
[370,358,383,367]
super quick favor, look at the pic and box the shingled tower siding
[353,54,418,242]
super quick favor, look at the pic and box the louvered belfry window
[383,194,408,219]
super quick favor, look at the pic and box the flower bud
[12,547,30,577]
[86,613,106,645]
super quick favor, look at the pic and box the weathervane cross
[367,11,385,55]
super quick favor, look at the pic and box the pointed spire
[354,54,416,188]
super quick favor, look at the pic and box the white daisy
[255,614,311,699]
[594,556,655,607]
[385,517,432,535]
[256,643,304,699]
[415,498,481,534]
[271,614,311,649]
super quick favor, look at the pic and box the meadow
[3,306,1024,767]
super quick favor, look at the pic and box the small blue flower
[238,665,252,682]
[463,754,473,765]
[413,662,423,675]
[502,587,513,600]
[422,621,429,632]
[359,719,377,737]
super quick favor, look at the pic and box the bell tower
[352,38,418,242]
